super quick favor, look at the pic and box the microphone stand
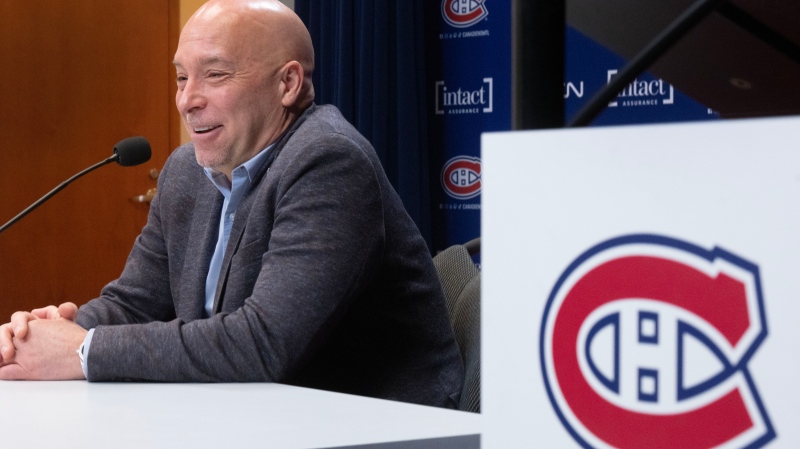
[0,154,120,235]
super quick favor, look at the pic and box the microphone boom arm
[0,136,150,235]
[0,155,118,235]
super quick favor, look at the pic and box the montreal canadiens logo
[541,234,774,449]
[441,0,488,28]
[441,156,481,200]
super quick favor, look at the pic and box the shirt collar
[202,144,274,192]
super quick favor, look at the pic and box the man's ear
[279,61,303,108]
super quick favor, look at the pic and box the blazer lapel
[210,105,317,314]
[177,181,223,320]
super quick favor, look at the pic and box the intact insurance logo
[435,78,493,115]
[441,0,488,28]
[607,69,674,108]
[441,156,481,200]
[541,235,774,449]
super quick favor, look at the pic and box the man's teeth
[194,126,218,133]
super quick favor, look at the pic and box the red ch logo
[541,235,774,449]
[441,156,481,200]
[441,0,488,28]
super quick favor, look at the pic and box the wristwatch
[76,342,86,365]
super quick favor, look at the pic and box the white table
[1,381,480,448]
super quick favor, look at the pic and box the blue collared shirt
[202,146,273,316]
[79,145,273,378]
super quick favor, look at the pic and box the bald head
[182,0,315,108]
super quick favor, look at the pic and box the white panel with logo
[481,117,800,448]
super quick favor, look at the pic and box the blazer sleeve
[83,133,386,382]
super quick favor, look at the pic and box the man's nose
[176,78,206,115]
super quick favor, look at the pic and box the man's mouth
[193,125,221,134]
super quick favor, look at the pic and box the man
[0,0,464,409]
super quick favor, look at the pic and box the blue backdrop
[424,0,512,253]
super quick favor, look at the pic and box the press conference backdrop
[425,0,512,254]
[565,26,719,126]
[425,1,722,255]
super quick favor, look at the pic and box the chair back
[433,239,480,413]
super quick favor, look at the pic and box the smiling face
[173,0,312,178]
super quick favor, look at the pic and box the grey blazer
[76,105,464,408]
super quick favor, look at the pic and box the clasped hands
[0,302,87,380]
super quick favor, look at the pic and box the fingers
[0,302,79,366]
[57,302,79,321]
[8,311,38,340]
[30,305,60,320]
[0,311,37,362]
[30,303,78,321]
[0,323,16,362]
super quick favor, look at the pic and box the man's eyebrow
[173,56,234,68]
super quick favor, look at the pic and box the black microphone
[0,136,152,235]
